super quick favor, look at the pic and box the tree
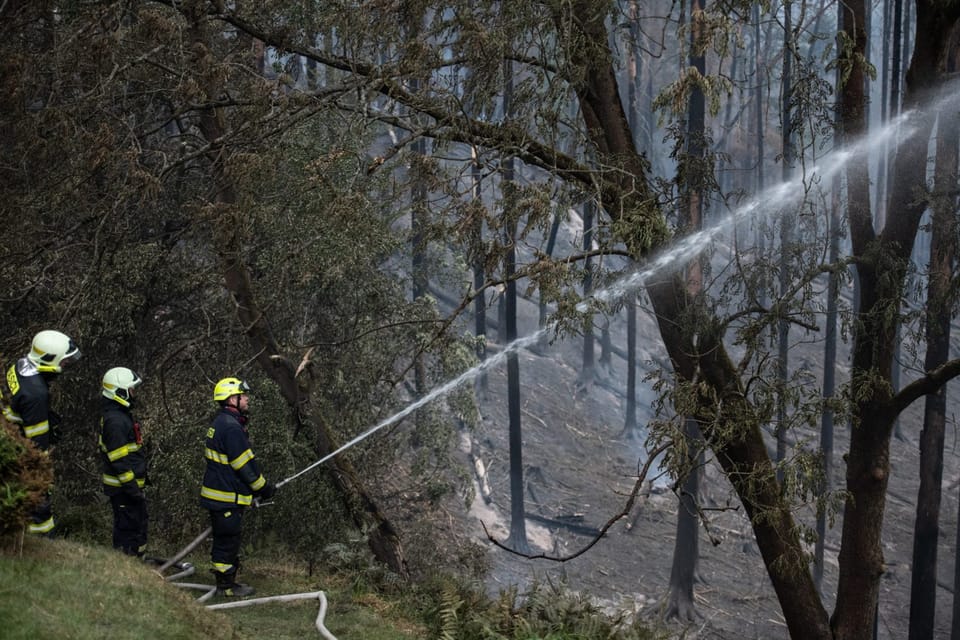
[470,145,489,394]
[665,0,708,621]
[815,0,845,590]
[623,0,642,439]
[776,0,796,476]
[578,198,597,393]
[833,0,960,635]
[907,85,959,640]
[501,54,530,554]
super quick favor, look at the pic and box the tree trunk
[412,132,428,399]
[776,0,795,479]
[666,416,702,621]
[752,2,767,311]
[471,146,488,394]
[578,198,596,392]
[537,208,561,355]
[502,56,530,554]
[815,0,844,594]
[907,98,959,640]
[667,0,707,619]
[887,0,909,446]
[624,294,639,437]
[623,0,640,438]
[875,0,891,226]
[954,481,960,640]
[833,0,959,635]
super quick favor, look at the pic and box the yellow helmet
[29,330,81,374]
[102,367,142,407]
[213,377,250,402]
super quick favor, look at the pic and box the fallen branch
[483,441,670,561]
[524,512,601,537]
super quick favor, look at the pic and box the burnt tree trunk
[502,56,530,554]
[907,96,959,640]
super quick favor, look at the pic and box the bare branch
[483,442,670,562]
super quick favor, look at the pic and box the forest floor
[452,292,960,639]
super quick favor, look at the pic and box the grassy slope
[0,537,425,640]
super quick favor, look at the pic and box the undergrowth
[417,575,665,640]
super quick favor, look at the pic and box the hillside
[0,537,423,640]
[452,260,960,639]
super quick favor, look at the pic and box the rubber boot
[214,570,255,597]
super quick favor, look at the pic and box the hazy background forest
[3,0,960,638]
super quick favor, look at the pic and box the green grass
[0,536,666,640]
[0,537,425,640]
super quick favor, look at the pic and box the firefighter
[99,367,148,557]
[200,377,275,597]
[3,329,80,536]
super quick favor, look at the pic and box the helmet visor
[61,341,81,368]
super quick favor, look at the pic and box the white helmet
[102,367,143,407]
[28,330,81,374]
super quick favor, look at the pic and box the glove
[255,483,276,500]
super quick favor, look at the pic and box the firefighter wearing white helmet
[98,367,148,556]
[200,376,276,597]
[2,329,80,536]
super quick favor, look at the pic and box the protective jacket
[200,406,267,510]
[3,357,56,451]
[99,398,146,496]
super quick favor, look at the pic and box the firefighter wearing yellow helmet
[2,330,80,536]
[200,377,275,597]
[98,366,148,556]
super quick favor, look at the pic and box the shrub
[0,418,53,539]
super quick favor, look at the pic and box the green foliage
[0,420,52,540]
[417,577,665,640]
[653,66,733,120]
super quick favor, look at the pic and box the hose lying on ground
[157,558,338,638]
[157,528,211,574]
[206,591,336,640]
[155,404,386,636]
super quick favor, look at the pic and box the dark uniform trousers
[209,508,244,573]
[110,493,148,555]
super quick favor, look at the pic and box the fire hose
[155,336,520,634]
[158,402,410,575]
[156,559,338,639]
[153,395,437,631]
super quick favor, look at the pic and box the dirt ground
[455,294,960,639]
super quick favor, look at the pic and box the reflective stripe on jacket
[99,398,147,496]
[199,406,266,510]
[4,358,53,450]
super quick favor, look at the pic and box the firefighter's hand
[255,483,276,500]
